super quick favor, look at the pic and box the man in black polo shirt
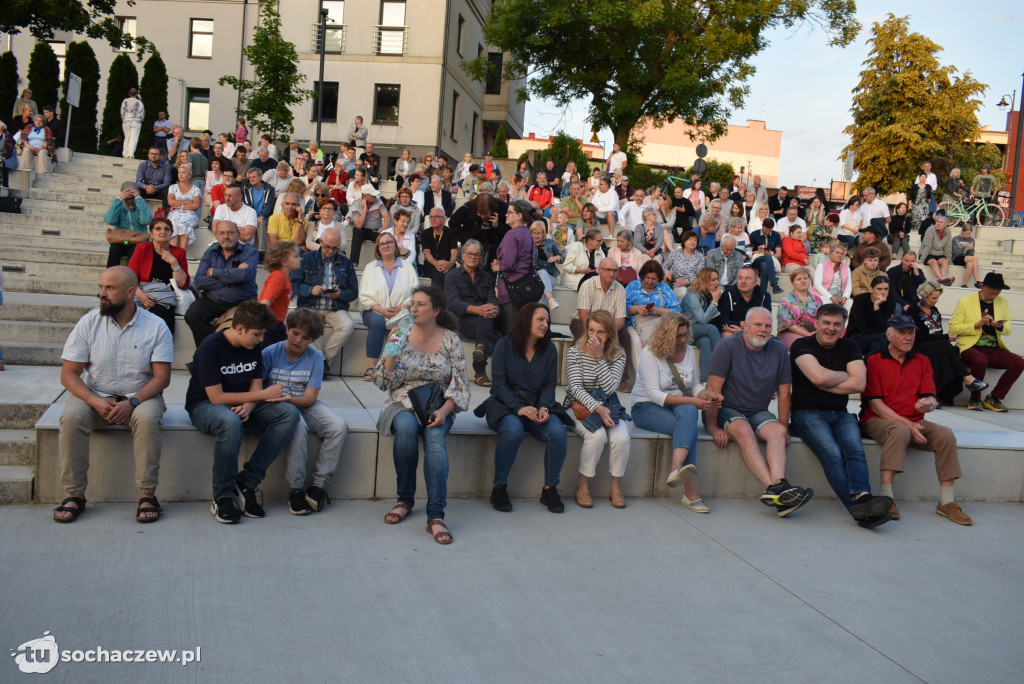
[421,208,459,288]
[790,303,893,528]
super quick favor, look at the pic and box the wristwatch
[129,397,140,408]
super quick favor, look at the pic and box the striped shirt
[563,345,626,412]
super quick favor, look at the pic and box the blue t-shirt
[185,330,263,412]
[261,342,323,398]
[749,230,782,254]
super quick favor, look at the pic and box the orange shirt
[259,270,292,323]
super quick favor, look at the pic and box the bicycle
[659,169,690,196]
[936,195,1006,227]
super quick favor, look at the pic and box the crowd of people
[33,121,1024,544]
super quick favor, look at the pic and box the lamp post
[315,6,329,146]
[1012,75,1024,222]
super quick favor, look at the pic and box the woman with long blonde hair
[631,313,723,513]
[563,310,630,508]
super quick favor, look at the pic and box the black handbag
[408,382,446,427]
[504,270,545,306]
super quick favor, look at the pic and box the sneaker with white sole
[289,489,312,515]
[305,485,331,512]
[776,488,814,517]
[233,480,266,518]
[211,497,241,524]
[549,298,560,309]
[666,464,697,488]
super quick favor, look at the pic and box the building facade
[2,0,525,175]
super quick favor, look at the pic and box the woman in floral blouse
[373,287,470,545]
[776,267,822,349]
[663,230,706,298]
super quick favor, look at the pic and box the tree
[140,51,168,158]
[0,52,18,121]
[27,42,61,113]
[465,0,858,152]
[951,142,1006,192]
[842,14,986,195]
[1,1,151,55]
[60,41,101,153]
[699,159,736,192]
[537,131,591,178]
[219,1,310,142]
[99,53,138,154]
[491,124,508,158]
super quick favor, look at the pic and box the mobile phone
[645,302,655,310]
[324,286,338,294]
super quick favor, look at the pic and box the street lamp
[1000,76,1024,224]
[315,6,329,147]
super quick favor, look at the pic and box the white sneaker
[549,298,560,309]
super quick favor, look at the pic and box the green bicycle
[659,170,690,195]
[936,195,1006,227]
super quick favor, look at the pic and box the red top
[528,185,554,209]
[781,236,808,268]
[860,348,936,426]
[258,269,292,323]
[128,242,190,288]
[211,183,227,205]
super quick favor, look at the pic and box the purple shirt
[495,225,535,304]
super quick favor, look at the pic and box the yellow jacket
[949,293,1012,352]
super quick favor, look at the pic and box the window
[485,52,503,95]
[450,91,460,141]
[478,44,484,59]
[115,17,137,52]
[322,1,345,53]
[456,15,465,56]
[377,1,406,55]
[311,81,339,122]
[185,88,210,130]
[189,19,214,58]
[373,84,400,125]
[48,42,66,82]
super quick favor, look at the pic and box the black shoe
[305,485,331,512]
[857,512,892,529]
[323,360,332,378]
[771,284,784,294]
[490,485,512,512]
[210,497,241,524]
[233,480,266,518]
[849,494,893,521]
[760,479,803,507]
[289,489,312,515]
[540,486,564,513]
[776,488,814,517]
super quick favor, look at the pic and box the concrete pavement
[2,498,1022,683]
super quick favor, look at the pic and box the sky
[521,1,1024,188]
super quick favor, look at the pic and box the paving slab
[0,499,1021,683]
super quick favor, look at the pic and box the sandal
[474,374,493,387]
[53,496,86,523]
[136,496,162,523]
[362,369,375,382]
[384,502,412,524]
[426,518,453,545]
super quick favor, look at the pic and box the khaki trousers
[863,417,961,482]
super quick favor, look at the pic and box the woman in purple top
[492,199,539,330]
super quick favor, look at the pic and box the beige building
[506,132,605,164]
[633,119,783,187]
[2,0,525,175]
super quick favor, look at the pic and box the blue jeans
[488,413,567,487]
[690,323,720,382]
[361,309,388,359]
[712,407,778,433]
[391,409,453,520]
[752,255,777,289]
[189,400,302,499]
[836,234,858,250]
[791,410,870,507]
[631,402,698,465]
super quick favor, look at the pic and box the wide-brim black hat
[982,273,1009,290]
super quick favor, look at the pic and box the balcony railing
[374,25,408,55]
[311,23,345,53]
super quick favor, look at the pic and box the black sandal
[53,496,86,523]
[136,496,163,523]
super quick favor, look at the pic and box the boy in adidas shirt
[185,300,301,523]
[262,308,349,515]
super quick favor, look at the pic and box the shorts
[952,255,969,267]
[713,407,779,434]
[922,254,945,265]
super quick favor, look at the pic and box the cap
[360,183,381,197]
[862,224,886,238]
[886,315,917,330]
[315,158,324,164]
[981,164,991,170]
[981,272,1009,290]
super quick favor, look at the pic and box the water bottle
[383,316,413,356]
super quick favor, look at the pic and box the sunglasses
[315,193,329,197]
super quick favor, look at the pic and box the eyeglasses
[315,193,329,197]
[321,243,340,252]
[463,251,482,258]
[379,241,396,247]
[430,215,445,220]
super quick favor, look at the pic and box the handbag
[616,266,637,286]
[504,270,545,306]
[408,382,446,427]
[571,399,591,421]
[171,280,195,316]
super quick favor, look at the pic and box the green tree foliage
[537,131,591,178]
[219,1,310,142]
[1,0,150,55]
[140,51,168,158]
[951,142,1006,191]
[842,14,987,196]
[700,159,737,192]
[99,53,138,154]
[0,52,18,121]
[491,124,508,158]
[60,41,101,153]
[624,163,668,193]
[465,0,858,151]
[27,42,61,113]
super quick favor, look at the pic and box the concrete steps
[0,342,65,366]
[1,274,98,296]
[0,466,33,504]
[0,320,76,344]
[0,291,98,322]
[0,430,37,466]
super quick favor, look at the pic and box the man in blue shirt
[103,182,153,267]
[748,217,784,294]
[184,221,259,346]
[134,146,172,201]
[243,167,276,250]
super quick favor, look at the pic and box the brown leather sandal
[474,374,493,387]
[384,502,412,524]
[426,518,453,545]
